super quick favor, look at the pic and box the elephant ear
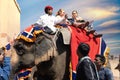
[34,33,57,63]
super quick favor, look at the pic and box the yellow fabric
[104,47,110,67]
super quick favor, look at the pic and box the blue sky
[17,0,120,56]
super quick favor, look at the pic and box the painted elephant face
[13,34,55,68]
[13,39,36,69]
[12,33,70,80]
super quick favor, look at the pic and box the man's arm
[36,15,47,26]
[0,57,11,80]
[36,17,43,26]
[0,49,11,80]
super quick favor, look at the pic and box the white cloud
[62,0,119,20]
[81,8,118,20]
[108,43,120,49]
[107,42,120,47]
[109,46,120,49]
[99,20,119,27]
[106,6,120,12]
[106,40,120,44]
[103,38,120,52]
[105,40,120,50]
[97,28,120,34]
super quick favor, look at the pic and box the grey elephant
[13,31,71,80]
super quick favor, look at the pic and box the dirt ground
[109,58,120,80]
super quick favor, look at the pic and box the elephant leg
[53,51,70,80]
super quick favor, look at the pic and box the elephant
[12,25,109,80]
[13,31,71,80]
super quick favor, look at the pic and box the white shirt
[36,14,64,32]
[56,16,67,24]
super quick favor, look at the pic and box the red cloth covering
[70,26,101,72]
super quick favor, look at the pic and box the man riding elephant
[35,5,66,35]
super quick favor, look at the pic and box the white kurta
[36,14,64,32]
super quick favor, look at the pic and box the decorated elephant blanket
[69,26,109,80]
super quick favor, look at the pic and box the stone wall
[0,0,20,47]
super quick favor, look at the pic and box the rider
[69,10,102,38]
[68,10,89,28]
[35,5,66,34]
[55,9,69,27]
